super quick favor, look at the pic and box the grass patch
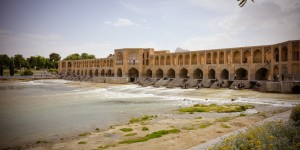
[119,129,180,144]
[199,122,213,128]
[179,104,254,113]
[120,128,133,132]
[79,132,90,136]
[142,127,149,131]
[209,121,300,150]
[125,133,137,136]
[78,141,87,144]
[239,113,247,117]
[36,140,48,144]
[129,115,157,124]
[215,117,233,122]
[220,123,231,128]
[97,144,117,149]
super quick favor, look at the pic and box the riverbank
[1,80,299,150]
[26,104,290,150]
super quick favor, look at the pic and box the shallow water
[0,80,299,148]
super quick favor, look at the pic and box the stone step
[229,80,251,89]
[142,78,158,87]
[166,79,187,88]
[154,78,170,87]
[253,81,267,92]
[197,79,214,88]
[182,79,201,89]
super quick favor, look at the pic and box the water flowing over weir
[0,80,299,148]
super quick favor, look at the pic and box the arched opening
[233,51,241,64]
[191,54,197,65]
[281,46,288,61]
[208,69,215,79]
[156,69,163,79]
[235,68,248,80]
[95,69,99,77]
[185,54,190,65]
[128,68,139,82]
[145,69,152,78]
[179,68,188,78]
[274,48,279,62]
[253,49,262,63]
[178,55,183,65]
[166,55,171,65]
[273,65,279,75]
[292,85,300,94]
[167,69,175,78]
[212,52,217,64]
[68,62,72,67]
[89,70,93,76]
[155,56,159,65]
[219,52,224,64]
[243,50,251,63]
[117,68,122,77]
[107,69,112,77]
[101,70,105,76]
[81,70,83,76]
[193,68,203,79]
[77,70,80,76]
[255,68,269,80]
[220,69,229,80]
[206,53,211,64]
[199,53,205,64]
[85,70,88,76]
[160,56,165,65]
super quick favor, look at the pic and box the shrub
[21,69,33,75]
[142,127,149,131]
[290,105,300,126]
[78,141,87,144]
[209,121,300,150]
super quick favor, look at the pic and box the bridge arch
[255,67,269,80]
[101,69,105,76]
[235,68,248,80]
[208,69,215,79]
[117,68,122,77]
[193,68,203,79]
[167,68,175,78]
[220,69,229,79]
[128,68,139,82]
[156,69,163,79]
[145,69,152,78]
[179,68,188,78]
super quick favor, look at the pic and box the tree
[0,61,3,76]
[36,56,46,69]
[9,57,14,76]
[49,53,61,62]
[27,56,37,69]
[64,53,81,60]
[14,54,26,69]
[81,53,95,59]
[237,0,254,7]
[0,54,10,68]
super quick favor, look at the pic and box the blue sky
[0,0,299,58]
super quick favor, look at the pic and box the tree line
[0,52,96,76]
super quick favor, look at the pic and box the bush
[209,121,300,150]
[290,105,300,126]
[21,69,33,75]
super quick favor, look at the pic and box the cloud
[180,33,241,50]
[22,34,62,41]
[104,18,140,27]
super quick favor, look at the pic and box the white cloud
[180,33,241,50]
[105,18,140,27]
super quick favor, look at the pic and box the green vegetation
[125,133,137,136]
[64,53,95,60]
[239,113,247,117]
[78,141,87,144]
[36,140,49,144]
[129,115,157,124]
[119,129,180,144]
[215,117,233,122]
[120,128,133,132]
[178,104,254,113]
[199,122,213,128]
[220,123,231,128]
[290,105,300,126]
[142,127,149,131]
[79,132,90,136]
[209,121,300,150]
[21,69,33,75]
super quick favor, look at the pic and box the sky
[0,0,299,59]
